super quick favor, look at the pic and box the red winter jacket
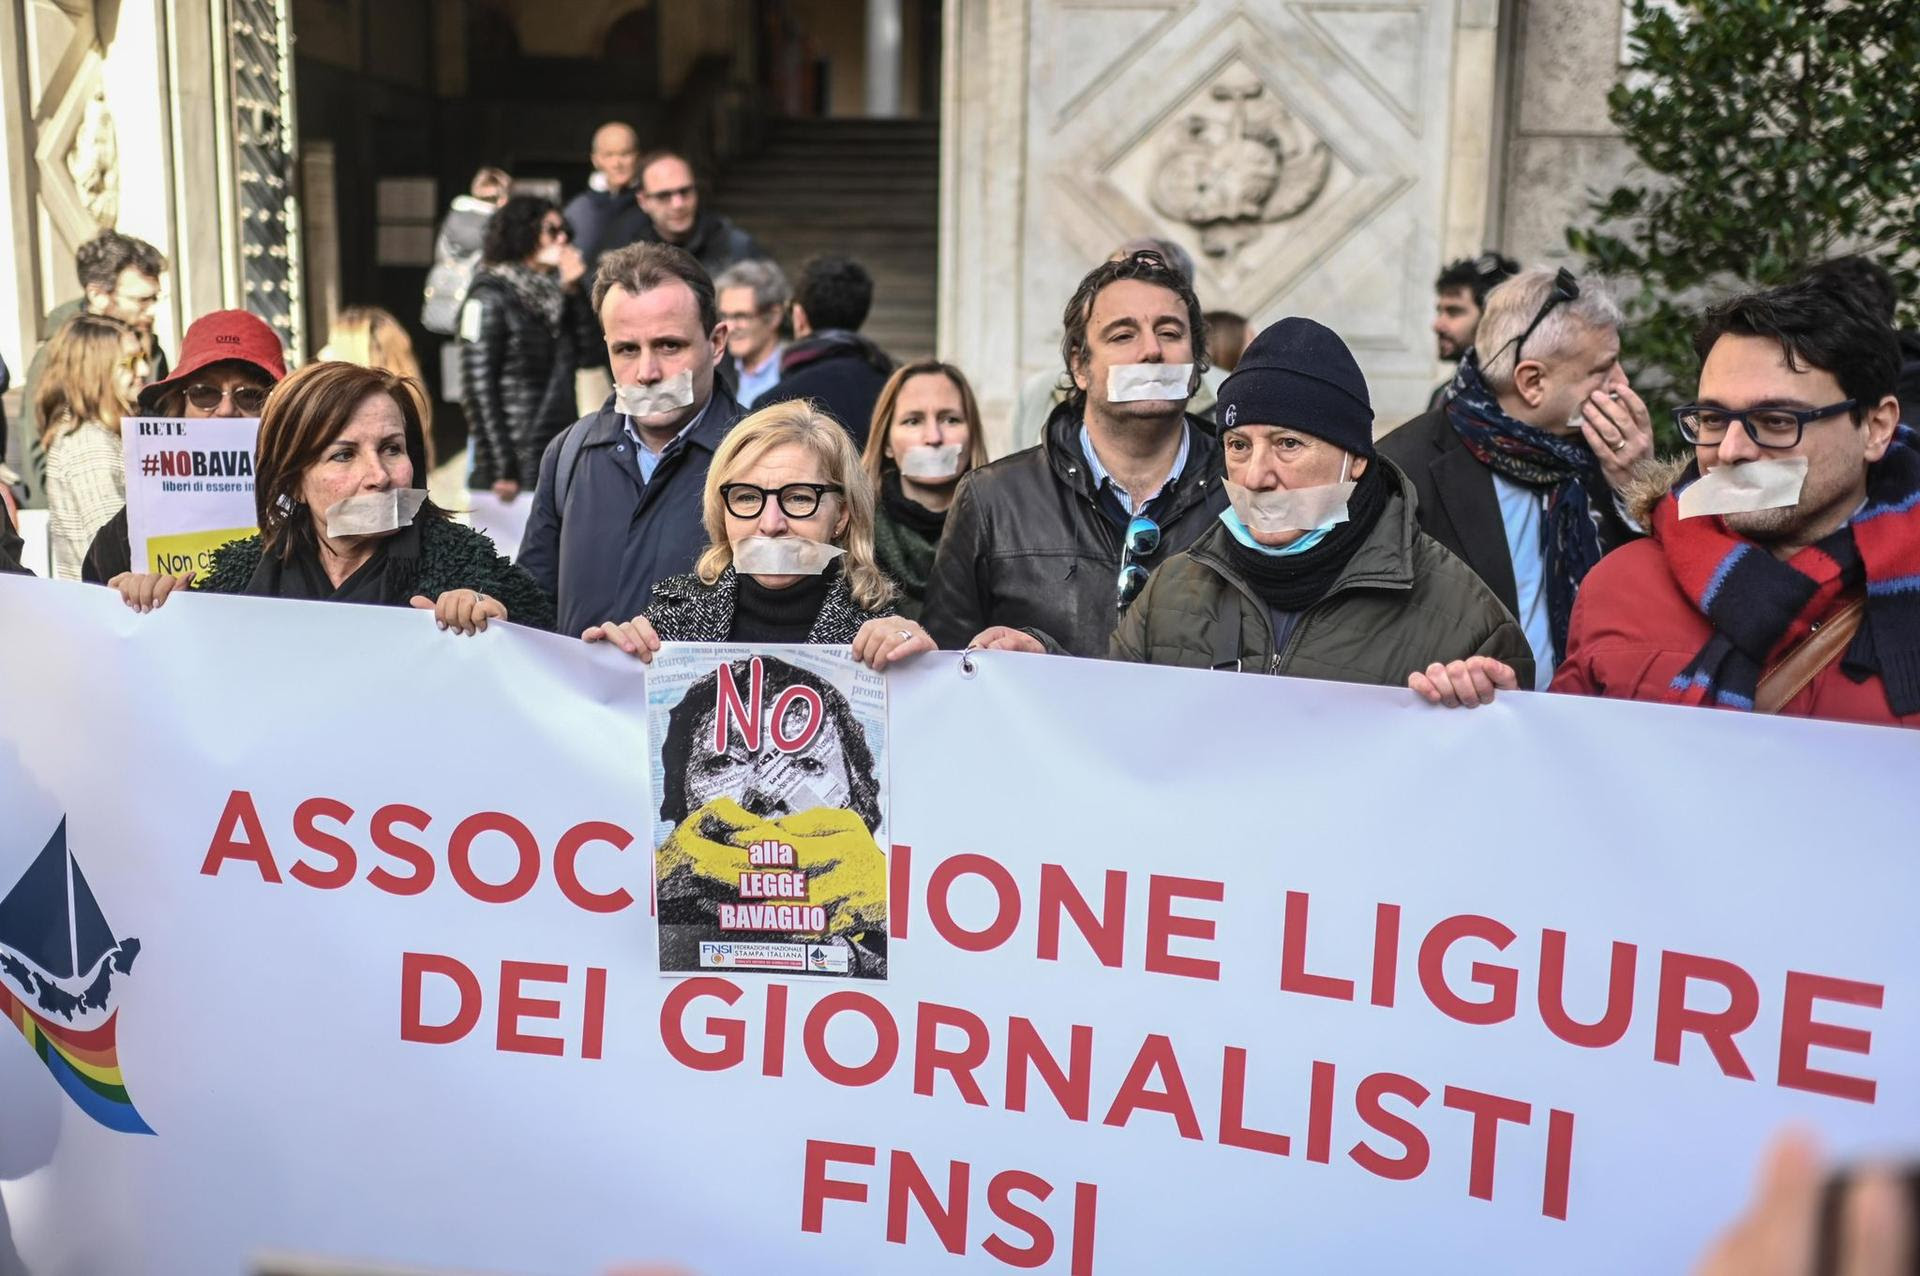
[1550,538,1920,728]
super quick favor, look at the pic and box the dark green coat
[1109,465,1533,687]
[196,517,556,631]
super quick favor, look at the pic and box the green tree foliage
[1568,0,1920,419]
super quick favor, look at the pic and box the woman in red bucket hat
[80,310,287,583]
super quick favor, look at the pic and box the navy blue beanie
[1214,317,1374,457]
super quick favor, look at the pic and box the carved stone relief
[1147,67,1330,261]
[64,87,119,229]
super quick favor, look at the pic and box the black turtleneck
[729,569,833,644]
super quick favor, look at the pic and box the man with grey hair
[715,259,791,407]
[1379,266,1654,684]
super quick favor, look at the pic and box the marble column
[866,0,904,117]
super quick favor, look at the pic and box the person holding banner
[583,399,933,669]
[38,314,149,580]
[84,308,288,584]
[108,361,553,632]
[1109,317,1533,686]
[859,359,989,621]
[1544,280,1920,726]
[923,249,1228,658]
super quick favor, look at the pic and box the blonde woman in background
[38,313,147,579]
[583,399,935,671]
[319,305,434,467]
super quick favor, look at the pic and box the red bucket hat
[140,310,287,407]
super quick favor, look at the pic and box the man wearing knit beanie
[1112,316,1532,692]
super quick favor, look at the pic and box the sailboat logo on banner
[0,817,154,1134]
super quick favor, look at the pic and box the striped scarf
[1654,426,1920,713]
[1443,351,1608,658]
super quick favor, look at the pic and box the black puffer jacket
[460,272,577,489]
[922,401,1226,657]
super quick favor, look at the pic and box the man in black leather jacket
[922,251,1226,657]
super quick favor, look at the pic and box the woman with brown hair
[585,399,935,670]
[859,360,989,620]
[108,361,552,631]
[38,313,148,578]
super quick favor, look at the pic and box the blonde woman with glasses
[585,400,936,670]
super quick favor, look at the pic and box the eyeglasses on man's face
[1672,400,1858,450]
[720,482,842,520]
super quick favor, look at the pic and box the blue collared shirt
[733,345,785,407]
[622,395,712,485]
[1490,473,1555,689]
[1079,422,1191,517]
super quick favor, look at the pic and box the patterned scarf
[483,262,564,333]
[1444,351,1607,657]
[1653,426,1920,714]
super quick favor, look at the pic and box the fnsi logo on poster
[0,818,153,1134]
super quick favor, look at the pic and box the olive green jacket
[1109,464,1534,687]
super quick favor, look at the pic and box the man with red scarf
[1416,280,1917,724]
[1551,280,1915,725]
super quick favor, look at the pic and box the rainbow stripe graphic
[0,817,154,1135]
[0,978,152,1134]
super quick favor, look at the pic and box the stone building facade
[0,0,1639,448]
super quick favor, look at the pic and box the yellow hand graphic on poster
[146,526,256,576]
[661,798,887,935]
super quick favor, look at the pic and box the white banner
[1,575,1917,1274]
[121,416,259,575]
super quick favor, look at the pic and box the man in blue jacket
[520,243,743,638]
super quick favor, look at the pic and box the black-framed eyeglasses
[185,383,270,415]
[1671,400,1858,450]
[1489,267,1579,369]
[1116,515,1161,611]
[539,219,569,240]
[720,482,842,520]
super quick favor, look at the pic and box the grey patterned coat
[643,565,893,643]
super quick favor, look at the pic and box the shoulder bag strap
[1754,592,1866,714]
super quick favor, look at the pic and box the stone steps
[714,118,940,360]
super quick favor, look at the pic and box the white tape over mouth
[324,489,428,538]
[1106,362,1194,403]
[899,443,965,481]
[1224,478,1356,534]
[733,536,847,576]
[1678,458,1809,519]
[615,370,696,418]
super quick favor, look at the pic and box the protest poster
[647,643,889,979]
[1,576,1918,1275]
[121,416,259,575]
